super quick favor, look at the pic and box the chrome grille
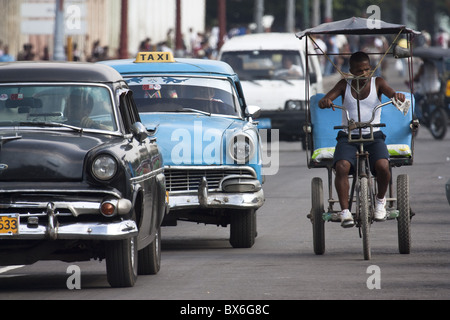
[165,167,255,192]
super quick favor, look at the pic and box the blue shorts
[333,131,390,175]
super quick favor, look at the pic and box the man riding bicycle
[318,52,406,228]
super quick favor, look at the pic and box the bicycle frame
[332,101,392,224]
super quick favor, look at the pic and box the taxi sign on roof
[135,52,175,63]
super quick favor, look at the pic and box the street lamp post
[254,0,264,33]
[218,0,226,50]
[175,0,184,57]
[119,0,128,59]
[286,0,295,33]
[54,0,65,61]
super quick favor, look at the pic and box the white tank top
[343,77,381,134]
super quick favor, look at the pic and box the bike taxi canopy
[296,16,420,78]
[296,17,420,38]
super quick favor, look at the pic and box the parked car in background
[102,52,265,248]
[218,33,323,147]
[0,62,167,288]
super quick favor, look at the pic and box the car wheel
[229,209,256,248]
[105,235,138,288]
[138,226,162,275]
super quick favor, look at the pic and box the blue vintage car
[101,52,265,248]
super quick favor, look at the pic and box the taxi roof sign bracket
[135,52,175,63]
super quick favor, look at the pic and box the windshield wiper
[19,121,84,133]
[176,108,211,117]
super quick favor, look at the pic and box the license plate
[0,215,19,235]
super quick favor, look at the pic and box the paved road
[1,58,449,306]
[0,127,449,303]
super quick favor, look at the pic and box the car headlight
[92,155,118,181]
[228,133,255,164]
[285,100,306,111]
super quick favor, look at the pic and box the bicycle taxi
[296,17,420,260]
[411,46,450,140]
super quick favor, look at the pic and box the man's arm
[318,79,347,110]
[377,77,406,102]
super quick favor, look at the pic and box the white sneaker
[374,197,387,221]
[339,209,355,228]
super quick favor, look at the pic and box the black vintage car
[0,62,167,287]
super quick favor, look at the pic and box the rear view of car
[219,33,323,147]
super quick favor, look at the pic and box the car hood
[0,130,108,182]
[241,79,306,111]
[140,113,241,166]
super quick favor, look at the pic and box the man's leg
[374,159,391,199]
[335,159,355,228]
[374,158,391,221]
[335,159,352,210]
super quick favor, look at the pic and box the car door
[118,90,159,248]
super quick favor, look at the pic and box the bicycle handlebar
[331,100,394,131]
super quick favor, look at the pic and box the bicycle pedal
[341,220,355,228]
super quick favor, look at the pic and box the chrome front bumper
[168,177,265,210]
[1,220,138,241]
[0,201,137,241]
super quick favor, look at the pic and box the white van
[219,33,323,145]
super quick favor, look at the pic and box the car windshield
[0,85,117,131]
[221,50,305,81]
[126,76,242,117]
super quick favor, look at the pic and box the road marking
[0,265,25,275]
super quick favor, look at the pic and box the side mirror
[245,105,261,119]
[131,122,149,143]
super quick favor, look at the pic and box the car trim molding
[130,167,164,184]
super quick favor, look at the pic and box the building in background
[0,0,205,61]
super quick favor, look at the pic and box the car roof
[102,56,237,77]
[0,62,124,83]
[219,32,304,52]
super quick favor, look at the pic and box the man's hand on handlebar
[393,92,406,103]
[319,98,336,111]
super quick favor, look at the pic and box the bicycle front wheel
[311,177,325,255]
[397,174,411,254]
[360,177,371,260]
